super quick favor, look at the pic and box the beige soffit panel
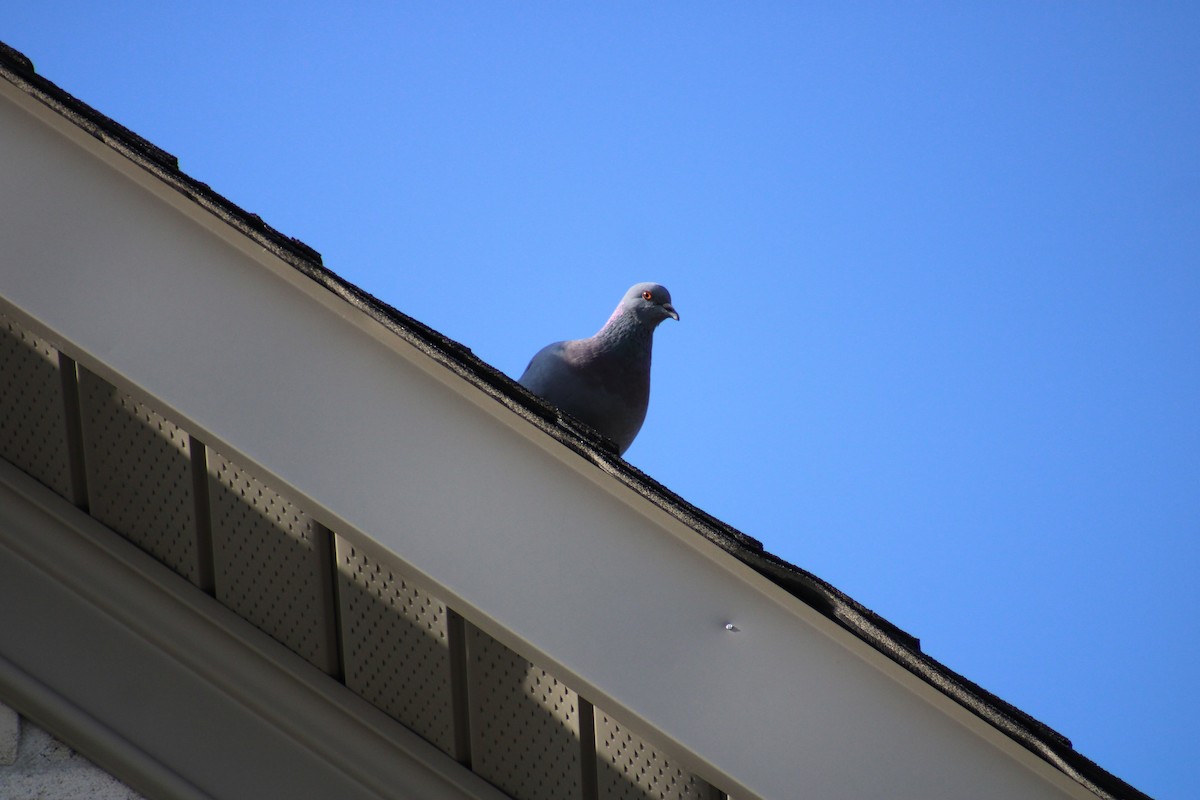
[78,365,202,585]
[0,311,72,499]
[336,534,459,758]
[208,448,340,675]
[593,706,720,800]
[0,74,1101,799]
[466,624,586,800]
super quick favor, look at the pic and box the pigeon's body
[519,283,678,455]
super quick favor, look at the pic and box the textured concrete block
[0,702,17,765]
[0,707,144,799]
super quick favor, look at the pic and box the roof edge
[0,40,1151,800]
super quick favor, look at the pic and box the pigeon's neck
[595,309,655,356]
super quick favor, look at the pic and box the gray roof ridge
[0,40,1151,800]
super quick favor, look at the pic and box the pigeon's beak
[662,303,679,321]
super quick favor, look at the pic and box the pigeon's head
[620,282,679,327]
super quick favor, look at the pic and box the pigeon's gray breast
[519,339,650,453]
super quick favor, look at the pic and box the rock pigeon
[519,282,679,455]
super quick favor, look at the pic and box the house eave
[0,41,1147,800]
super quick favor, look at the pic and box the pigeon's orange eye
[642,290,653,301]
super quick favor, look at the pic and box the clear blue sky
[7,5,1197,797]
